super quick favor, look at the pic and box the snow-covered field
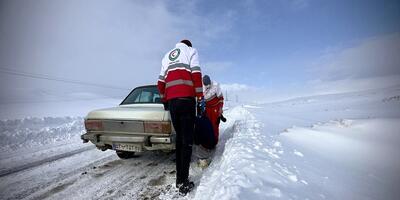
[0,85,399,200]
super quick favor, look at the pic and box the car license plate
[113,143,142,152]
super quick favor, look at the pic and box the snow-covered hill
[0,86,399,199]
[193,86,400,199]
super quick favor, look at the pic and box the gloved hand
[197,97,206,116]
[220,114,227,122]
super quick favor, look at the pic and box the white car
[81,85,175,159]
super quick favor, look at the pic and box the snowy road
[0,117,175,200]
[1,86,400,200]
[0,143,179,200]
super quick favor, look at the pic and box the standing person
[157,39,204,195]
[202,75,224,145]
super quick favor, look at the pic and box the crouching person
[193,75,225,168]
[203,75,224,145]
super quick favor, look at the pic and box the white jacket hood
[204,81,223,100]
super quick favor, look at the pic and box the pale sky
[0,0,399,108]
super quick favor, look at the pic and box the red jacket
[158,43,203,101]
[204,81,224,144]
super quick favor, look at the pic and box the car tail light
[144,121,171,133]
[85,120,104,131]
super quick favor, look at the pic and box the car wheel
[116,150,136,159]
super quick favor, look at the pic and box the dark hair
[180,39,192,47]
[203,75,211,86]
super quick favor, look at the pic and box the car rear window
[120,86,162,105]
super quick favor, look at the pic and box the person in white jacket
[202,75,224,146]
[193,75,225,168]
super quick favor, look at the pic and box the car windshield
[120,86,162,105]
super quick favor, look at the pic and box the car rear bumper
[81,132,175,151]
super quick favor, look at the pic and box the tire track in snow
[0,149,115,200]
[33,151,177,200]
[99,153,176,200]
[0,145,95,177]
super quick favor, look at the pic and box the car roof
[133,85,157,89]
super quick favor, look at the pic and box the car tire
[116,150,136,159]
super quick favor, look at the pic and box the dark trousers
[169,97,196,184]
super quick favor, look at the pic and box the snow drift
[0,85,399,200]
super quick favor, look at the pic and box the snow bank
[194,106,300,200]
[0,117,84,152]
[0,117,87,174]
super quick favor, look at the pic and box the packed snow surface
[0,86,399,199]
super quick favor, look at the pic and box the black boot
[179,180,194,195]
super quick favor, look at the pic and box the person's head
[203,75,211,87]
[180,39,192,47]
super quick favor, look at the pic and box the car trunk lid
[86,104,167,121]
